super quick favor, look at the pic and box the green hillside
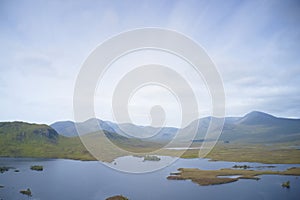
[0,121,93,160]
[0,121,161,162]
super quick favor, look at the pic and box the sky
[0,0,300,126]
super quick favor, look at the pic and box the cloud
[0,0,299,125]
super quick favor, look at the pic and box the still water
[0,157,299,200]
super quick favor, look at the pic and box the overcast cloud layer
[0,0,300,126]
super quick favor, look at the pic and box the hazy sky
[1,0,300,126]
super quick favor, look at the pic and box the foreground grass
[167,167,300,186]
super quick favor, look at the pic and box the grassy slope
[0,121,164,162]
[0,134,94,160]
[0,122,94,160]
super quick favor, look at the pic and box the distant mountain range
[51,118,177,140]
[50,111,300,143]
[0,111,300,160]
[188,111,300,143]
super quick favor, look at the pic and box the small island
[282,181,290,188]
[167,167,300,186]
[0,166,13,173]
[20,188,32,196]
[30,165,43,171]
[106,195,129,200]
[232,165,251,169]
[143,155,161,162]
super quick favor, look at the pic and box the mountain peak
[245,111,274,117]
[238,111,276,125]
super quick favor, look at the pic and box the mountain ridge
[1,111,300,162]
[50,111,300,143]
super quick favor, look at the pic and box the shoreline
[1,142,300,165]
[1,154,300,165]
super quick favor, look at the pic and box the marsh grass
[30,165,43,171]
[20,188,32,196]
[282,180,290,188]
[167,167,300,186]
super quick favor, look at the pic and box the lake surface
[1,157,300,200]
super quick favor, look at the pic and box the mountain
[1,111,300,162]
[187,111,300,143]
[0,121,93,159]
[51,118,177,140]
[51,119,117,137]
[50,121,77,137]
[0,121,58,157]
[0,121,162,161]
[51,111,300,144]
[110,123,177,140]
[236,111,278,125]
[0,121,58,142]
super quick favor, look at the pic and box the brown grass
[167,167,300,186]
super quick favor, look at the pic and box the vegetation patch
[282,181,290,188]
[30,165,43,171]
[167,167,300,186]
[205,143,300,164]
[0,166,14,173]
[106,195,129,200]
[233,165,251,169]
[20,188,32,196]
[255,165,275,169]
[143,155,161,161]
